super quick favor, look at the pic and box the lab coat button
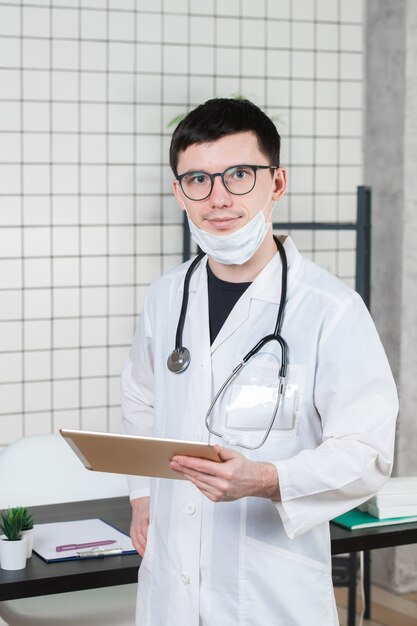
[181,572,190,584]
[185,503,195,515]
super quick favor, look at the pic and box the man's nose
[209,174,231,206]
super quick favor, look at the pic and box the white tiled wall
[0,0,364,447]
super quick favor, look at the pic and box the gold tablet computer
[60,429,220,480]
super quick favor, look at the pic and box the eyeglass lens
[180,165,256,200]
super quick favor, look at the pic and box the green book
[332,508,417,530]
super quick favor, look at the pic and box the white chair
[0,434,137,626]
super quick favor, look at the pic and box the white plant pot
[0,535,28,570]
[20,528,35,558]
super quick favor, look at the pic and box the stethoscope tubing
[171,236,287,364]
[242,333,288,378]
[174,251,205,351]
[167,236,289,449]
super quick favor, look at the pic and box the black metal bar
[364,550,372,619]
[275,222,356,231]
[355,186,372,309]
[347,552,358,626]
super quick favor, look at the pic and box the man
[122,98,398,625]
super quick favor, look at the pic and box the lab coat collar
[251,235,303,304]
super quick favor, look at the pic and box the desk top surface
[0,497,140,601]
[1,496,417,601]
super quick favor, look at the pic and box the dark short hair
[169,98,281,176]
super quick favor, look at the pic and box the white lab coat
[121,236,398,626]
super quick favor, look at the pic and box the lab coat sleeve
[121,293,154,501]
[273,293,399,539]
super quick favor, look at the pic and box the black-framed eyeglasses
[176,164,278,201]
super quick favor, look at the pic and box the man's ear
[173,179,186,211]
[272,167,287,201]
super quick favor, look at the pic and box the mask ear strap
[261,180,277,221]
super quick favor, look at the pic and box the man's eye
[185,173,208,185]
[228,166,252,178]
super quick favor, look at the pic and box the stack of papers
[33,518,136,562]
[364,476,417,520]
[333,477,417,531]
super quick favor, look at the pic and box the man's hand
[170,445,280,502]
[130,496,150,557]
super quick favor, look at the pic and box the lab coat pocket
[225,359,305,435]
[242,536,336,626]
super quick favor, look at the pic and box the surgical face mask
[184,184,275,266]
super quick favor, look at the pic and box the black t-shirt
[207,263,252,345]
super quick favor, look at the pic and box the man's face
[173,131,286,235]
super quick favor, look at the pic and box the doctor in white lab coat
[121,98,398,626]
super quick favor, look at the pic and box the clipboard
[33,518,136,563]
[60,429,221,480]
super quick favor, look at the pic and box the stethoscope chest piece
[167,347,191,373]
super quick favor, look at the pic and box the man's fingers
[130,496,150,556]
[171,456,220,476]
[137,541,146,557]
[131,531,147,556]
[130,522,148,555]
[172,463,220,485]
[216,445,242,461]
[176,467,230,499]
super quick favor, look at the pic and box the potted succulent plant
[15,506,34,558]
[0,507,28,570]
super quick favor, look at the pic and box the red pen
[56,540,117,552]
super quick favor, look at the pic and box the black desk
[1,496,417,603]
[332,517,417,626]
[0,497,141,602]
[331,517,417,554]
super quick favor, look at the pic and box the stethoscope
[167,236,289,449]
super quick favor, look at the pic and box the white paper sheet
[33,518,136,562]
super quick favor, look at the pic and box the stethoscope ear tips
[167,347,191,373]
